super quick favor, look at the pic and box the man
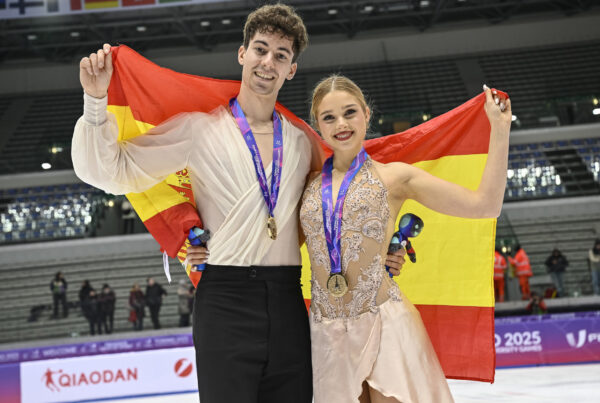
[49,271,68,318]
[493,248,507,302]
[145,277,167,329]
[509,244,533,300]
[73,4,404,402]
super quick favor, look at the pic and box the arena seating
[1,41,599,175]
[498,211,600,297]
[0,183,107,243]
[0,235,189,344]
[505,137,600,200]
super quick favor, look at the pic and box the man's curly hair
[243,3,308,63]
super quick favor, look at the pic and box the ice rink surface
[108,363,600,403]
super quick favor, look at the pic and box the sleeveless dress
[300,157,454,403]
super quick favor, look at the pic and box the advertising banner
[495,311,600,367]
[0,0,225,19]
[0,333,193,365]
[20,347,197,402]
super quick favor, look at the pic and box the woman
[300,75,511,403]
[129,283,145,331]
[177,279,193,327]
[589,239,600,295]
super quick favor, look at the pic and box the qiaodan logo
[174,358,193,378]
[42,367,138,392]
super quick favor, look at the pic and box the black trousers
[148,304,161,329]
[193,264,312,403]
[52,294,68,318]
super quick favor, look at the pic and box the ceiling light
[511,115,517,121]
[41,163,51,170]
[328,8,338,15]
[70,31,80,38]
[27,34,37,41]
[221,18,231,25]
[420,0,430,7]
[363,5,374,13]
[593,108,600,116]
[50,146,63,154]
[593,98,599,106]
[108,200,115,207]
[136,26,147,32]
[200,20,211,27]
[422,114,429,121]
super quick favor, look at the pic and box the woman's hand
[483,84,512,132]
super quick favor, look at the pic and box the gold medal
[327,273,348,297]
[267,215,277,240]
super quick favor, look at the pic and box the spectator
[79,280,93,305]
[81,289,102,335]
[545,248,569,297]
[509,245,533,300]
[129,283,145,331]
[50,272,68,318]
[494,248,507,302]
[589,239,600,296]
[99,284,116,334]
[145,277,167,329]
[526,292,548,315]
[177,279,193,327]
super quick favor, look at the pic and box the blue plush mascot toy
[386,213,424,277]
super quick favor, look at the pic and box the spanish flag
[107,45,497,382]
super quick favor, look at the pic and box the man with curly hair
[74,4,313,402]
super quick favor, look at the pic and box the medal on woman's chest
[230,97,283,241]
[327,273,349,298]
[321,148,368,298]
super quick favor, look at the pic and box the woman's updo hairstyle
[310,74,370,130]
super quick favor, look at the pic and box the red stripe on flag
[70,0,82,9]
[142,202,202,258]
[415,304,495,382]
[122,0,154,5]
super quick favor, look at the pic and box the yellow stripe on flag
[84,1,119,9]
[396,154,495,308]
[107,105,156,141]
[127,182,192,222]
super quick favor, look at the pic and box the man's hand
[79,43,113,99]
[386,247,406,277]
[186,245,210,271]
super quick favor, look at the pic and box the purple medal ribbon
[230,97,283,221]
[322,148,368,275]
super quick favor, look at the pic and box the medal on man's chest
[267,215,277,240]
[230,97,283,242]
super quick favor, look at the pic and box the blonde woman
[300,75,511,402]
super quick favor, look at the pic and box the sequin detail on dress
[300,158,401,321]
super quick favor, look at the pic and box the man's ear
[287,63,298,80]
[238,45,246,66]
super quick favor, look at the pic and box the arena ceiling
[0,0,597,63]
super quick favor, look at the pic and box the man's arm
[73,44,193,195]
[385,248,406,277]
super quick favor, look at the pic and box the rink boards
[0,312,599,402]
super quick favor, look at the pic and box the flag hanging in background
[106,45,499,382]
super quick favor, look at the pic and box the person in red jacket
[509,245,533,300]
[494,248,507,302]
